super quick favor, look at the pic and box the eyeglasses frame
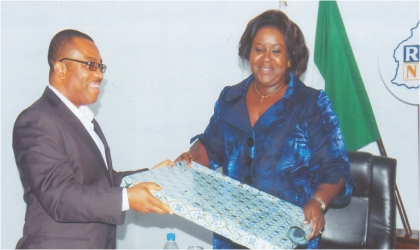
[59,58,107,73]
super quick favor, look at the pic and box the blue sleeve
[191,87,230,170]
[308,90,354,205]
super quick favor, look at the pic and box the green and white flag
[314,0,381,151]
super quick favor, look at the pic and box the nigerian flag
[314,0,381,151]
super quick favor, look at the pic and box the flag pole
[376,139,412,236]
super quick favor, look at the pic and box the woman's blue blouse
[193,73,353,248]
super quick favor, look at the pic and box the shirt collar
[48,85,94,121]
[224,75,254,102]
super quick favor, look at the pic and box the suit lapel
[42,87,112,185]
[224,76,253,134]
[92,118,115,187]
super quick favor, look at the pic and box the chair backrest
[320,151,397,249]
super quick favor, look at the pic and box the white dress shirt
[48,85,130,211]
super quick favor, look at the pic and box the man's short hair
[47,29,94,70]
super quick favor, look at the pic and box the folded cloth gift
[121,161,310,249]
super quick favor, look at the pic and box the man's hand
[127,182,173,214]
[151,159,174,169]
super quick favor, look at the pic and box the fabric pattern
[122,161,311,249]
[194,73,353,249]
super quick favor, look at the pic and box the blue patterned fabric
[193,73,353,249]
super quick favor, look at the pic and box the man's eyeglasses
[60,58,107,73]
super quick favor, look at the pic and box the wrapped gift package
[121,161,311,249]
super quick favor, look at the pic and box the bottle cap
[167,233,175,241]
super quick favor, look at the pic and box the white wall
[1,1,418,249]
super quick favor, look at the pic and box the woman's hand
[303,198,325,240]
[174,152,194,166]
[151,159,174,169]
[303,179,345,240]
[174,141,210,167]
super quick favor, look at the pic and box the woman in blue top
[176,9,353,249]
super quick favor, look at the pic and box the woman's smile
[249,26,289,89]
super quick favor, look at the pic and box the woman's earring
[287,60,291,68]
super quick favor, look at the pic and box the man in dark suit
[12,29,173,249]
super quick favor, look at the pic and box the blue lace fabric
[193,73,353,249]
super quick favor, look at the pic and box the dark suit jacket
[13,87,144,249]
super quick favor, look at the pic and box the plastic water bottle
[163,233,178,249]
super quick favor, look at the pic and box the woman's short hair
[238,9,309,77]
